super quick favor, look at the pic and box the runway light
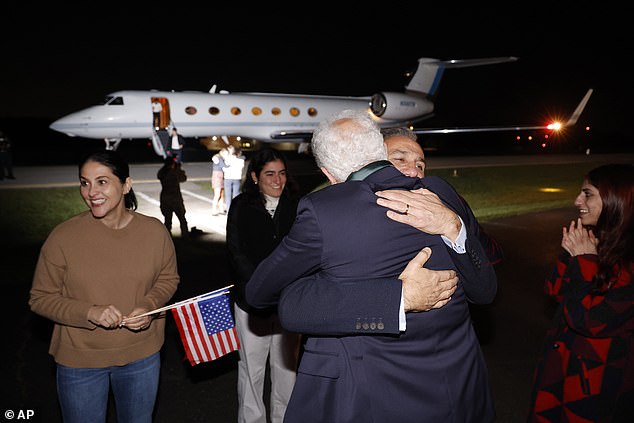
[539,187,563,193]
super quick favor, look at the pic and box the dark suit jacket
[276,182,500,336]
[246,165,496,422]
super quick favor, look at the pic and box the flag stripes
[171,294,239,365]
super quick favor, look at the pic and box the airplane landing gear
[104,138,122,151]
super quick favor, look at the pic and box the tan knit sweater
[29,211,180,368]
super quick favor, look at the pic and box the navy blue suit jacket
[276,181,499,337]
[246,165,496,422]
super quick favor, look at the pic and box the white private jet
[49,56,592,157]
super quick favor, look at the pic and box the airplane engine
[370,92,433,121]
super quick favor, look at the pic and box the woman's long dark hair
[79,150,138,210]
[586,164,634,290]
[241,148,298,203]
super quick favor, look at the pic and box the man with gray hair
[272,123,503,336]
[246,109,497,422]
[311,109,389,183]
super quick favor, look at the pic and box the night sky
[2,3,633,154]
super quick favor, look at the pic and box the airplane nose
[49,115,79,137]
[49,119,63,132]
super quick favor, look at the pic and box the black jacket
[226,190,298,314]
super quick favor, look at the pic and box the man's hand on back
[400,247,458,312]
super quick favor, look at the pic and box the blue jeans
[56,352,160,423]
[224,179,241,211]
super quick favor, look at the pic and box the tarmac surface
[2,153,633,422]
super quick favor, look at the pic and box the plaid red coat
[527,253,634,422]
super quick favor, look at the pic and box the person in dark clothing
[0,130,15,180]
[168,128,185,163]
[157,158,188,237]
[246,110,497,422]
[225,148,301,423]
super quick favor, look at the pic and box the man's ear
[320,167,338,185]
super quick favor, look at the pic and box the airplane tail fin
[565,88,593,127]
[405,57,518,97]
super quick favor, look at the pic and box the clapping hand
[561,218,598,256]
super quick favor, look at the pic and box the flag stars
[200,296,235,334]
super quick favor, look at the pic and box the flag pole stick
[123,284,234,321]
[161,284,234,310]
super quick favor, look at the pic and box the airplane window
[99,96,114,105]
[271,107,281,116]
[209,107,220,115]
[289,107,300,117]
[307,107,318,117]
[251,107,262,116]
[108,97,124,105]
[186,106,197,115]
[231,107,241,116]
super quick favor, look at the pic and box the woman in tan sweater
[29,150,180,423]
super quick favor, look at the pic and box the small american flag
[171,294,240,366]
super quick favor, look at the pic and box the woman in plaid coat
[527,164,634,422]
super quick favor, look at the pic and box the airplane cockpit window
[186,106,197,115]
[99,96,124,106]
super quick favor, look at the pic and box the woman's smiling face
[574,179,602,226]
[79,160,130,220]
[253,159,287,198]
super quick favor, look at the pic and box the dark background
[1,3,633,164]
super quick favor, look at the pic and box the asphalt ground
[1,155,630,422]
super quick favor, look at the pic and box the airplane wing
[411,88,593,135]
[271,89,593,139]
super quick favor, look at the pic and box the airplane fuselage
[50,90,432,142]
[50,57,583,158]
